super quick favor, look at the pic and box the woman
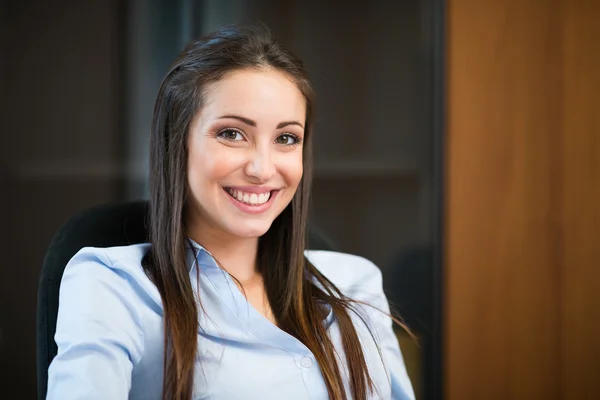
[47,24,415,400]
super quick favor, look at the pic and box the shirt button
[300,356,313,368]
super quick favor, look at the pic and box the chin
[228,221,273,238]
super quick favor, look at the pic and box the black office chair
[36,200,334,399]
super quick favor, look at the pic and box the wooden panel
[562,0,600,398]
[446,0,600,398]
[445,1,563,398]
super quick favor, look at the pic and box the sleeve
[46,248,145,400]
[358,262,416,400]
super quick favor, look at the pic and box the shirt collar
[185,238,216,273]
[185,239,333,325]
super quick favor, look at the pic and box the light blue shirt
[47,241,415,399]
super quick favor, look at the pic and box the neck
[188,226,260,284]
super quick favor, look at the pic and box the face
[186,68,306,240]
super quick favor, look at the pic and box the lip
[225,185,277,194]
[223,187,280,214]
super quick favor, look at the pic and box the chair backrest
[36,200,334,399]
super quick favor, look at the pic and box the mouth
[223,186,280,213]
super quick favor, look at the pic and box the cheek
[189,147,240,184]
[283,154,304,189]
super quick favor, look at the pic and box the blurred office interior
[1,1,441,398]
[1,1,598,399]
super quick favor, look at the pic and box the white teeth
[227,188,271,206]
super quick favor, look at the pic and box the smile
[225,188,272,205]
[223,187,280,214]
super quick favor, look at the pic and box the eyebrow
[217,114,304,129]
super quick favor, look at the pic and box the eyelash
[216,128,302,146]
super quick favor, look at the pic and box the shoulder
[69,243,151,266]
[61,243,154,298]
[65,243,151,276]
[58,243,157,326]
[54,244,151,371]
[304,250,383,301]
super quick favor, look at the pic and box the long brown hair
[143,24,401,400]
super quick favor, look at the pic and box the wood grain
[445,0,599,398]
[561,0,600,398]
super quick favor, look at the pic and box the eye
[217,129,244,141]
[275,133,301,145]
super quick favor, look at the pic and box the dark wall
[0,1,121,396]
[0,2,438,398]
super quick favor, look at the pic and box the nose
[244,146,276,182]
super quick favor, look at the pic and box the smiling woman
[45,24,415,400]
[187,68,305,240]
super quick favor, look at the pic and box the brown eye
[275,134,299,145]
[218,129,244,141]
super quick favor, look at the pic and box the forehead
[199,68,306,122]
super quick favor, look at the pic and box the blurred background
[1,1,599,399]
[1,0,442,398]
